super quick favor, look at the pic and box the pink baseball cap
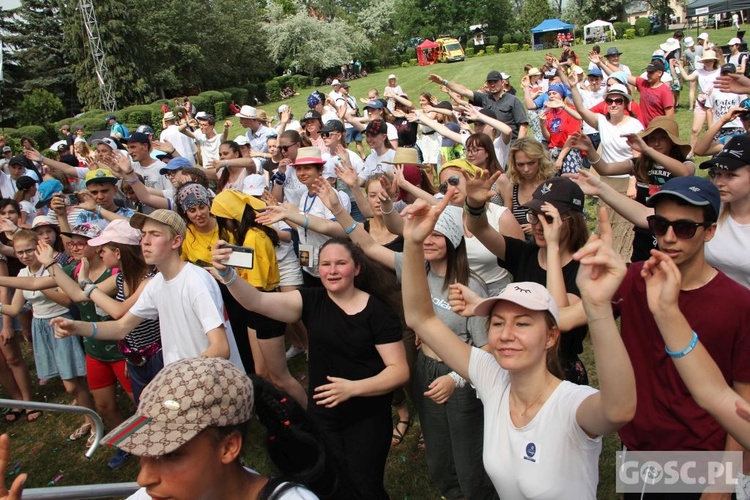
[88,219,142,246]
[473,282,560,324]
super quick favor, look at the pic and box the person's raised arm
[377,176,404,236]
[389,93,414,109]
[562,72,600,129]
[715,72,750,94]
[120,169,170,210]
[411,112,463,144]
[570,132,633,176]
[574,209,636,436]
[623,133,695,177]
[50,312,143,341]
[427,73,474,101]
[178,120,197,139]
[642,249,750,449]
[211,241,304,323]
[255,185,347,239]
[75,191,127,223]
[460,105,512,143]
[24,148,81,179]
[565,169,652,228]
[673,59,699,81]
[694,107,746,156]
[463,170,508,259]
[537,202,570,308]
[401,191,473,380]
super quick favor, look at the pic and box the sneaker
[108,449,131,470]
[285,346,305,360]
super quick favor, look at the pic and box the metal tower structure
[78,0,117,111]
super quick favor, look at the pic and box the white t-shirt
[597,114,644,165]
[275,120,302,135]
[696,68,720,94]
[706,89,746,128]
[469,348,601,500]
[297,190,350,277]
[19,200,37,226]
[192,130,223,168]
[132,159,170,191]
[360,149,396,181]
[385,122,399,142]
[160,125,197,166]
[0,173,17,199]
[384,85,403,110]
[578,86,607,135]
[465,203,510,286]
[19,267,70,319]
[705,214,750,289]
[129,263,244,368]
[127,470,318,499]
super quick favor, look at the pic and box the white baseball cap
[474,282,560,324]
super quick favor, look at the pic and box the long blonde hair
[507,138,556,185]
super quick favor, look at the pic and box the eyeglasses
[646,215,712,239]
[466,147,486,154]
[525,211,554,224]
[439,175,461,194]
[606,98,625,105]
[68,240,88,248]
[280,143,298,152]
[14,248,36,256]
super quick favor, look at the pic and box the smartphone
[195,259,212,268]
[223,244,255,269]
[62,193,79,206]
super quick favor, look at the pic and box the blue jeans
[127,351,164,405]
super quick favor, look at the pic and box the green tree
[518,0,553,35]
[17,89,65,126]
[264,2,369,76]
[3,0,76,114]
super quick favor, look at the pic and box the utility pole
[78,0,116,111]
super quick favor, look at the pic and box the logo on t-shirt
[524,442,537,463]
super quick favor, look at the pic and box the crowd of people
[0,31,750,499]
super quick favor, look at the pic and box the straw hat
[383,147,421,165]
[638,116,691,159]
[698,49,719,62]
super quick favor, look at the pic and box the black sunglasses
[439,175,461,194]
[606,98,625,105]
[646,215,712,239]
[280,143,298,152]
[321,132,338,138]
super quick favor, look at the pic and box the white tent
[583,20,616,44]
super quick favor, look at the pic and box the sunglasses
[646,215,712,239]
[280,143,298,152]
[321,132,338,138]
[439,175,461,194]
[606,98,625,105]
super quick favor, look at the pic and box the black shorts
[247,291,286,340]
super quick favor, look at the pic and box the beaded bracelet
[665,330,699,358]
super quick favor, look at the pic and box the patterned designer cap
[175,182,212,211]
[60,223,103,240]
[103,357,254,457]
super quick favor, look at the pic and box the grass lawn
[2,26,742,498]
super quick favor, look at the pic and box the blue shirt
[246,124,275,153]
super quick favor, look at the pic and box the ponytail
[250,376,342,498]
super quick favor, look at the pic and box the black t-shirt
[392,118,418,147]
[299,287,402,420]
[0,233,23,277]
[499,236,587,361]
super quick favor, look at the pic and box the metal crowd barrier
[0,398,140,498]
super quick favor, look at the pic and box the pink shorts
[85,356,132,393]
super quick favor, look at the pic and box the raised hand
[255,204,288,226]
[22,147,42,163]
[428,74,445,85]
[562,169,603,196]
[537,202,563,248]
[334,159,359,189]
[448,283,484,317]
[641,250,682,316]
[464,169,500,206]
[35,240,56,267]
[401,189,452,244]
[572,207,626,309]
[622,133,648,154]
[715,73,750,94]
[569,132,594,153]
[312,177,343,214]
[379,174,399,199]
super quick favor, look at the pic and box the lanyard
[302,193,317,237]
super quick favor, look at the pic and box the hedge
[288,75,309,90]
[486,46,497,54]
[223,87,249,106]
[466,47,474,56]
[487,36,499,47]
[8,125,50,149]
[215,101,227,121]
[635,17,652,37]
[624,29,636,39]
[502,33,513,44]
[614,22,632,36]
[196,90,227,115]
[265,80,281,102]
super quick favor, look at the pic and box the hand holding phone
[222,244,255,269]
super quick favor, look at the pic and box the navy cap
[486,71,503,81]
[320,120,345,133]
[122,132,151,146]
[646,176,720,217]
[159,157,192,175]
[588,67,603,77]
[363,100,385,110]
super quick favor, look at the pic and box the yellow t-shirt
[238,228,279,291]
[181,225,236,266]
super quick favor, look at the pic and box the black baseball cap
[365,119,388,135]
[300,110,322,123]
[523,177,584,214]
[320,120,345,133]
[646,60,666,72]
[721,63,737,74]
[486,71,503,81]
[701,135,750,171]
[121,132,151,146]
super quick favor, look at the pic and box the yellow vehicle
[435,38,465,63]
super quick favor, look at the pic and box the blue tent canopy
[530,18,575,50]
[531,18,575,34]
